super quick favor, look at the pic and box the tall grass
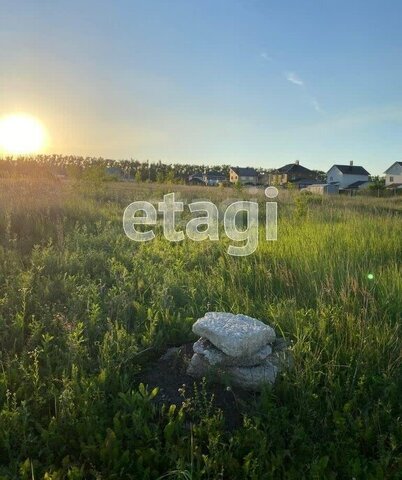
[0,178,400,479]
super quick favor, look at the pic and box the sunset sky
[1,0,402,174]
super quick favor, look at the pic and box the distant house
[291,178,319,189]
[305,184,339,195]
[259,173,272,186]
[229,167,258,185]
[203,171,226,186]
[269,161,318,188]
[384,161,402,188]
[343,180,371,191]
[188,173,204,185]
[327,162,370,189]
[188,171,225,186]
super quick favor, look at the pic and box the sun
[0,113,48,155]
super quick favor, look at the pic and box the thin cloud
[284,72,324,113]
[260,52,272,61]
[311,98,323,113]
[285,71,304,86]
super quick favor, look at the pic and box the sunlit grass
[0,178,401,479]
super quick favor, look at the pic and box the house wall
[327,167,368,188]
[384,163,402,185]
[239,175,257,184]
[270,169,316,186]
[356,182,371,190]
[230,169,257,184]
[386,174,402,185]
[288,171,316,181]
[307,184,339,195]
[204,175,225,185]
[229,169,238,183]
[206,179,221,186]
[269,173,287,185]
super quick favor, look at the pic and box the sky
[1,0,402,174]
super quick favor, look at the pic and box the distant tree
[165,170,175,184]
[83,165,107,183]
[312,170,327,182]
[134,170,143,183]
[369,176,385,190]
[286,182,297,190]
[369,176,386,196]
[66,164,82,179]
[234,180,243,191]
[295,193,309,219]
[156,171,165,183]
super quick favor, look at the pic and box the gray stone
[225,360,278,391]
[193,337,272,367]
[192,312,276,358]
[186,352,279,391]
[186,353,209,378]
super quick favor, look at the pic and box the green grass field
[0,178,401,479]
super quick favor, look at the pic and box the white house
[384,161,402,187]
[327,162,370,189]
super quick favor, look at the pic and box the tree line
[0,154,274,183]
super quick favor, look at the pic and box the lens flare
[0,113,47,155]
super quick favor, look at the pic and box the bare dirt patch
[137,343,258,430]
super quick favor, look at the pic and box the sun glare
[0,114,47,155]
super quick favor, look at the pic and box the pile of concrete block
[187,312,289,391]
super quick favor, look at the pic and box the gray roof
[188,173,204,180]
[275,163,314,175]
[384,161,402,173]
[205,171,225,178]
[345,180,370,189]
[330,165,370,175]
[288,177,317,185]
[231,166,258,176]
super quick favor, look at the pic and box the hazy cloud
[260,52,272,61]
[285,72,304,86]
[311,97,323,113]
[284,72,324,113]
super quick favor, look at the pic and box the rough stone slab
[225,361,278,391]
[192,312,276,357]
[186,352,278,391]
[193,337,272,367]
